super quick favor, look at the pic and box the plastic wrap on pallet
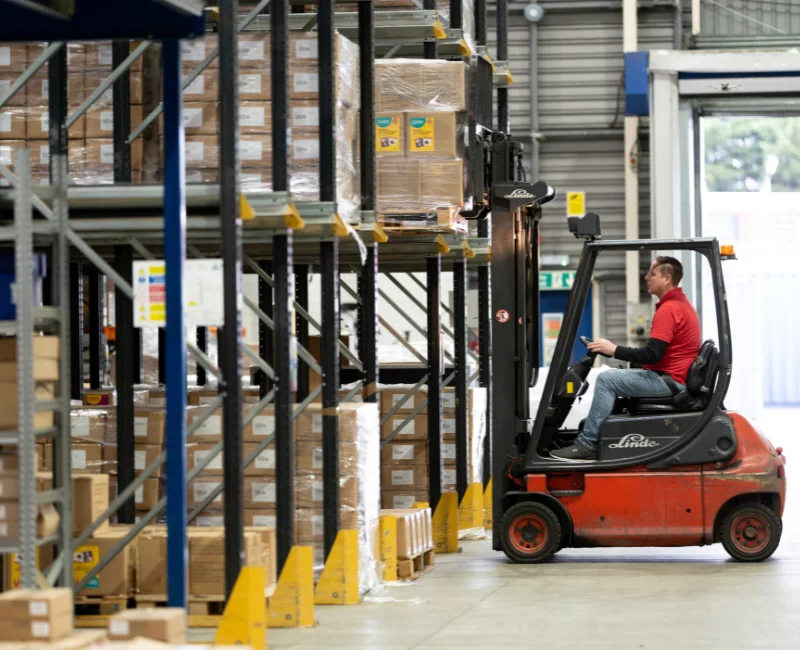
[375,59,467,112]
[466,386,486,485]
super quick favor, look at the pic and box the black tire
[501,501,562,564]
[720,503,782,562]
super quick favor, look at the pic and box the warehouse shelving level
[0,0,508,626]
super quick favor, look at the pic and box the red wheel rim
[508,513,549,554]
[730,512,772,555]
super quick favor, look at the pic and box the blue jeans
[576,369,679,451]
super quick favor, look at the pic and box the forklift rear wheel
[501,502,561,564]
[721,503,782,562]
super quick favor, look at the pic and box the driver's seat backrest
[684,340,720,398]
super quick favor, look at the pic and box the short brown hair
[655,255,684,286]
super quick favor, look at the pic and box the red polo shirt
[644,288,701,385]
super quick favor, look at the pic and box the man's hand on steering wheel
[587,338,617,358]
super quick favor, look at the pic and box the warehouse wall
[692,0,800,47]
[488,4,676,341]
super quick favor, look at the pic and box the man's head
[645,255,683,298]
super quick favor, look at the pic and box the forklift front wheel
[501,502,562,564]
[721,503,782,562]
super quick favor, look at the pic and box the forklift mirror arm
[568,212,602,241]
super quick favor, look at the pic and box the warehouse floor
[202,408,800,649]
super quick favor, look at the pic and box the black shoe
[550,443,597,462]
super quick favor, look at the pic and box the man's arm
[613,338,668,365]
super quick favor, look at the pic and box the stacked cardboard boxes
[374,59,468,233]
[108,608,186,644]
[0,587,74,641]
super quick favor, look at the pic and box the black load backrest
[685,340,720,397]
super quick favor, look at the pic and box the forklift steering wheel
[579,336,599,361]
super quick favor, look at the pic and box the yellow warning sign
[567,191,585,218]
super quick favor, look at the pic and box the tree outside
[703,117,800,192]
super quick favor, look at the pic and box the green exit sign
[540,270,576,290]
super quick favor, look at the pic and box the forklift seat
[627,341,721,414]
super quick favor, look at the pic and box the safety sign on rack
[566,191,586,218]
[133,259,225,328]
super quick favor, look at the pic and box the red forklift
[487,136,786,564]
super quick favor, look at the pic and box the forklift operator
[551,256,702,462]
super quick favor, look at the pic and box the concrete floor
[265,408,800,649]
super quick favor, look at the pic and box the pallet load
[0,587,73,641]
[107,608,186,644]
[379,508,435,581]
[379,385,487,509]
[374,59,469,234]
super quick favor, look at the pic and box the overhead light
[523,3,544,22]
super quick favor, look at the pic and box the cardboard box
[0,587,73,641]
[289,65,320,101]
[0,44,27,73]
[84,138,144,172]
[82,388,116,407]
[239,70,271,101]
[296,508,359,544]
[71,408,109,443]
[0,473,51,501]
[72,443,104,474]
[187,388,221,407]
[380,509,421,558]
[184,135,219,169]
[186,169,220,185]
[0,503,60,542]
[296,441,358,475]
[108,608,186,644]
[147,388,166,406]
[405,112,459,158]
[238,33,271,69]
[85,43,144,72]
[290,100,319,129]
[2,546,55,591]
[240,101,271,134]
[189,530,261,595]
[245,525,278,589]
[0,453,18,473]
[421,159,464,207]
[181,102,217,136]
[86,105,143,138]
[380,386,428,415]
[74,528,135,596]
[244,477,276,509]
[240,135,272,168]
[134,444,162,477]
[295,403,360,442]
[189,476,223,510]
[24,72,86,108]
[135,408,165,445]
[187,406,223,439]
[381,489,428,511]
[135,478,160,510]
[73,474,110,537]
[187,442,275,477]
[242,406,274,443]
[181,69,219,102]
[381,441,428,466]
[376,113,404,156]
[380,414,428,441]
[381,466,428,490]
[376,60,465,112]
[0,74,25,107]
[295,476,358,510]
[84,70,143,106]
[244,508,276,529]
[181,36,218,68]
[136,529,167,595]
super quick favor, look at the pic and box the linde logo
[504,189,534,199]
[608,434,659,449]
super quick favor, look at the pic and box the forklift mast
[488,134,555,550]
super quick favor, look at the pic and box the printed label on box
[240,106,266,128]
[240,41,265,61]
[195,449,222,470]
[31,622,50,638]
[101,144,114,165]
[392,470,414,486]
[254,449,275,469]
[311,515,323,537]
[443,469,456,484]
[98,45,113,66]
[239,74,262,94]
[393,495,415,509]
[252,482,276,503]
[292,106,319,127]
[252,515,276,527]
[0,114,11,133]
[392,393,413,408]
[183,108,203,129]
[184,75,206,96]
[443,419,456,434]
[198,396,217,406]
[40,79,49,99]
[312,447,323,470]
[134,417,148,438]
[0,504,7,519]
[73,545,100,589]
[110,620,130,637]
[295,39,318,59]
[150,398,165,406]
[71,416,90,438]
[72,449,87,470]
[293,139,319,161]
[194,481,223,504]
[442,393,456,409]
[196,516,224,527]
[195,414,221,436]
[312,413,323,434]
[312,481,324,502]
[0,522,7,537]
[135,485,143,503]
[99,111,114,132]
[376,117,401,152]
[28,601,48,616]
[241,140,264,161]
[442,443,456,460]
[392,444,415,460]
[0,145,11,164]
[181,40,205,61]
[185,141,205,163]
[135,450,146,471]
[253,415,275,437]
[0,80,9,96]
[409,116,435,152]
[293,73,318,93]
[393,418,414,436]
[0,47,10,67]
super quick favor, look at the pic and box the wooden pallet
[135,594,227,616]
[74,595,131,617]
[397,548,435,581]
[379,206,467,235]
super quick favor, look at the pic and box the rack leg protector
[314,529,360,605]
[379,515,398,583]
[267,546,315,628]
[215,566,268,650]
[484,478,493,530]
[458,483,485,531]
[431,492,459,553]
